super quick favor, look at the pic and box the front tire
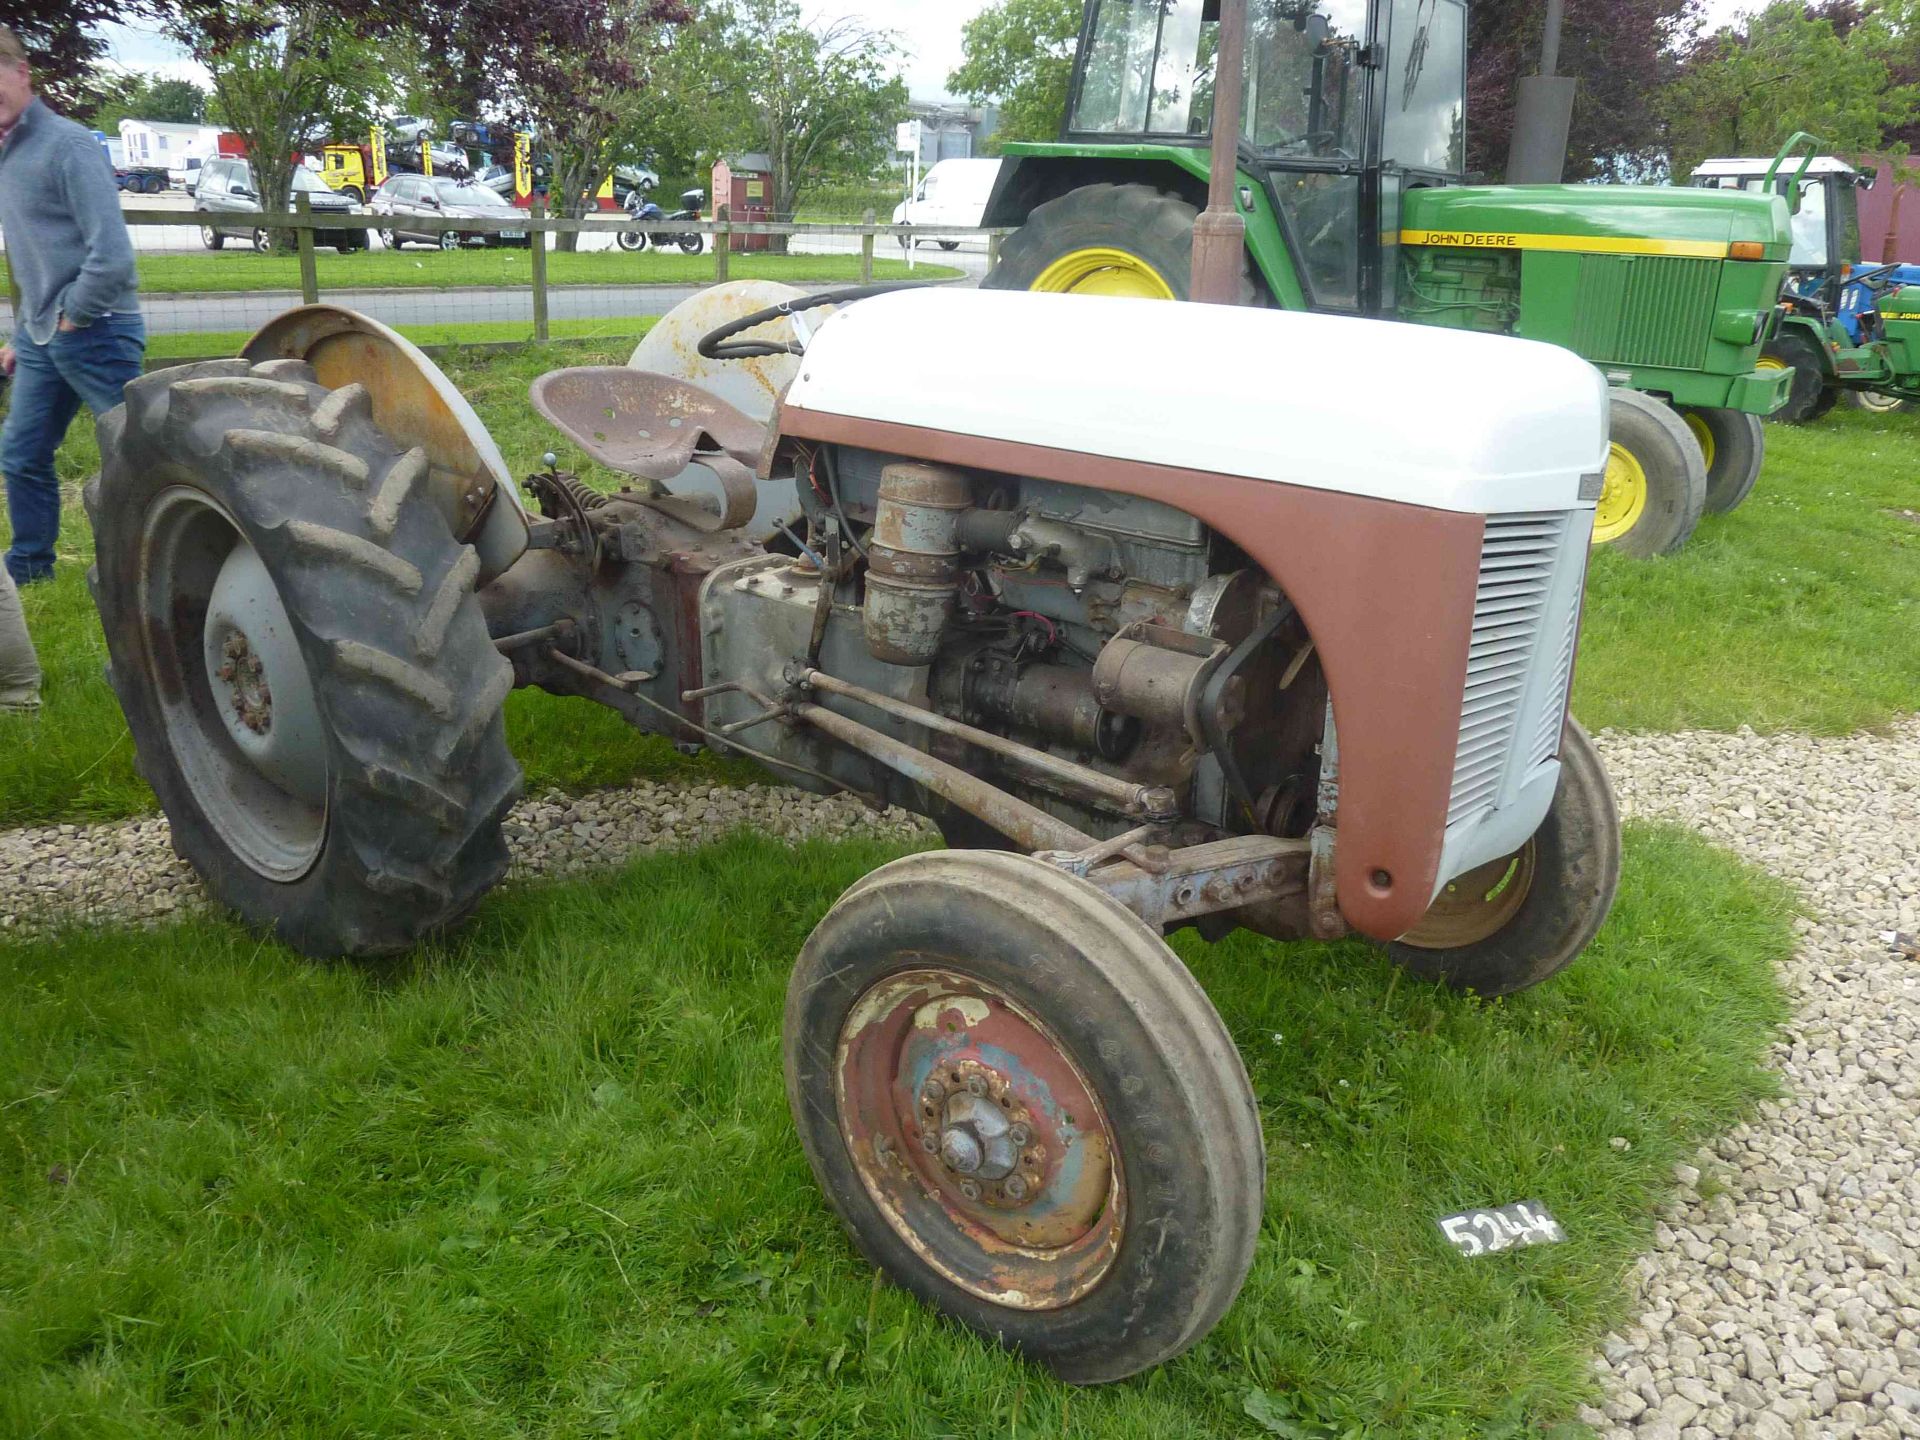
[1761,330,1839,423]
[785,850,1263,1383]
[1849,388,1911,415]
[438,231,461,252]
[617,229,646,252]
[985,182,1258,306]
[1389,719,1621,997]
[200,224,223,251]
[85,359,522,957]
[1679,406,1765,514]
[1593,389,1706,556]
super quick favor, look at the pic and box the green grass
[0,822,1794,1438]
[0,339,751,828]
[1,249,958,296]
[1574,404,1920,732]
[4,366,1915,828]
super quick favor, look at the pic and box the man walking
[0,23,144,587]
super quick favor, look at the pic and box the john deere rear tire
[1762,330,1839,424]
[1389,719,1620,997]
[85,359,522,958]
[984,183,1259,306]
[1595,389,1707,556]
[1679,406,1765,514]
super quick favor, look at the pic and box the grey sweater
[0,98,141,345]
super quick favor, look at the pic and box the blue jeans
[2,313,146,584]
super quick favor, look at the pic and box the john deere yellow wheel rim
[1031,248,1175,299]
[1592,442,1649,545]
[1755,356,1788,371]
[1682,411,1716,472]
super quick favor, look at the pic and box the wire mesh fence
[1,190,1006,367]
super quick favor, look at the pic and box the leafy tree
[946,0,1081,150]
[1663,1,1920,178]
[0,0,240,111]
[81,72,208,130]
[692,0,908,246]
[1466,0,1698,181]
[181,5,394,236]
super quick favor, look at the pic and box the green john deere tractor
[981,0,1796,555]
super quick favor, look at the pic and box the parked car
[892,157,1001,250]
[370,174,530,249]
[195,157,369,252]
[171,154,205,195]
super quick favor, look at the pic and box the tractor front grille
[1447,511,1584,828]
[1569,254,1719,371]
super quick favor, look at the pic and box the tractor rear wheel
[1761,331,1839,423]
[785,849,1264,1384]
[86,359,522,957]
[1595,389,1707,556]
[1389,719,1620,997]
[984,183,1259,306]
[1679,406,1765,514]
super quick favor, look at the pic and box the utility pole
[1506,0,1577,184]
[1191,0,1249,303]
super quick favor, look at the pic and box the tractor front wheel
[86,359,522,957]
[1388,719,1621,997]
[1848,388,1912,415]
[1593,389,1706,556]
[784,849,1264,1384]
[984,182,1259,306]
[1678,406,1765,514]
[1761,331,1839,423]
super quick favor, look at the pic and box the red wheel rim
[835,966,1124,1310]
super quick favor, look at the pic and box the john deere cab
[1694,138,1920,422]
[982,0,1796,555]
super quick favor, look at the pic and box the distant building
[895,100,999,169]
[118,120,223,170]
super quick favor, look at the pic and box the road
[0,193,982,335]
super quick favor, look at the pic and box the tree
[1466,0,1698,181]
[946,0,1080,151]
[0,0,242,112]
[182,5,393,235]
[696,0,907,244]
[1663,2,1920,179]
[81,72,208,130]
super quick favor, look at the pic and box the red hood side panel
[777,405,1483,940]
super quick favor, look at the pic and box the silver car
[370,175,530,250]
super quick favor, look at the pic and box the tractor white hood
[783,288,1609,516]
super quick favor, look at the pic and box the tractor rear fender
[985,152,1304,308]
[1773,312,1843,379]
[240,305,530,583]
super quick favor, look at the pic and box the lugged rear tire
[984,182,1259,306]
[1762,330,1838,424]
[86,358,523,957]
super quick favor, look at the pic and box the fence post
[294,192,319,306]
[861,208,875,285]
[529,197,550,344]
[715,204,730,284]
[988,230,1003,271]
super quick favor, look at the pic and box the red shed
[712,153,774,252]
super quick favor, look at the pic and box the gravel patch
[3,720,1917,1439]
[0,781,929,936]
[1578,720,1920,1440]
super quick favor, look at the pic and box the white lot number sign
[895,120,922,155]
[1437,1201,1565,1257]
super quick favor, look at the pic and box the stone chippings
[1579,720,1920,1440]
[0,782,930,935]
[2,721,1918,1439]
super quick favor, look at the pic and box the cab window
[1383,0,1466,174]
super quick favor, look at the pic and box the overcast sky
[97,0,1764,103]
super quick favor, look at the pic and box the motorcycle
[617,187,705,255]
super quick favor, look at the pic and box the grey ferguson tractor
[87,279,1620,1380]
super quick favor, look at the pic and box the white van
[892,157,1001,249]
